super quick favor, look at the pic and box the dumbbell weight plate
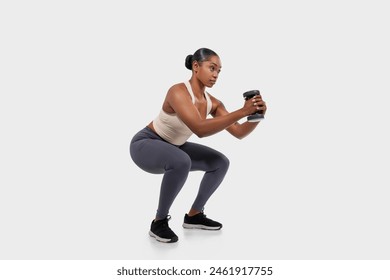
[247,113,264,122]
[243,90,260,100]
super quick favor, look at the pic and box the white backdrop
[1,0,389,260]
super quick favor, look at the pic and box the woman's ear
[193,61,199,73]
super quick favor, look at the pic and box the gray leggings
[130,127,230,219]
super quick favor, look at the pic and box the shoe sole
[149,231,178,243]
[182,223,222,230]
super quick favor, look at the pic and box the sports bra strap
[184,81,196,104]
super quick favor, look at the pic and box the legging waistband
[131,126,168,144]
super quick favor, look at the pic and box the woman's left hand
[252,95,267,116]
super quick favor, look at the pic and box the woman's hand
[243,95,267,116]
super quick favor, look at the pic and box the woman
[130,48,267,243]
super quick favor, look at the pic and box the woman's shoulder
[168,82,186,92]
[167,82,187,97]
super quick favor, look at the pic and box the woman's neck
[189,78,206,98]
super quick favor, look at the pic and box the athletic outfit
[130,81,228,242]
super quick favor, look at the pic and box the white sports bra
[153,81,212,145]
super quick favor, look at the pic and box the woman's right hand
[243,95,266,116]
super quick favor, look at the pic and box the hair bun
[185,54,193,70]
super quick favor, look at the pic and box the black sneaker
[182,212,222,230]
[149,215,178,243]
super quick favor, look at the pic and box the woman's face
[194,55,222,88]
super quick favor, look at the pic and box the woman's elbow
[192,127,208,138]
[195,132,206,138]
[232,131,248,140]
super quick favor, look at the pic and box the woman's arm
[166,84,260,138]
[210,94,267,139]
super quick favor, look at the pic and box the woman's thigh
[179,142,229,171]
[130,131,191,174]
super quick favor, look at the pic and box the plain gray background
[1,0,389,260]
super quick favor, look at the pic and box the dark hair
[185,48,219,70]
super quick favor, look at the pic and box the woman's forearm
[192,108,248,137]
[230,121,260,139]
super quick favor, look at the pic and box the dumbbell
[243,90,264,122]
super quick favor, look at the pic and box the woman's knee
[168,153,192,172]
[219,154,230,172]
[211,153,229,173]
